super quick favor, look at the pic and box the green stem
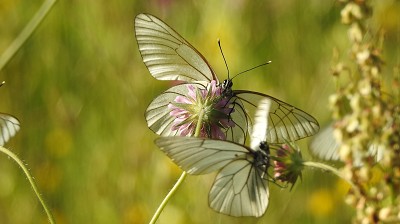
[194,109,204,137]
[0,0,57,71]
[303,161,356,189]
[149,109,205,224]
[0,146,55,224]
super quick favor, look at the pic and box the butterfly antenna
[218,39,230,79]
[232,61,272,80]
[0,81,4,87]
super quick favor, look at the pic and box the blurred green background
[0,0,399,223]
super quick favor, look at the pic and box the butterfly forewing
[233,90,319,143]
[0,114,20,146]
[155,137,250,175]
[135,13,217,82]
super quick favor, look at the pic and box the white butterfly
[0,113,20,146]
[155,98,274,217]
[135,13,320,144]
[309,124,384,165]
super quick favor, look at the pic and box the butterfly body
[253,141,270,171]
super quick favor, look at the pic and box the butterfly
[135,13,320,143]
[155,98,275,217]
[0,113,20,146]
[309,123,384,165]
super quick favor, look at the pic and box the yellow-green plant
[0,0,57,223]
[330,0,399,222]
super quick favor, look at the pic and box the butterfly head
[221,79,233,96]
[259,141,269,151]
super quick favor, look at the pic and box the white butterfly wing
[146,83,248,143]
[309,124,384,165]
[135,13,217,82]
[233,90,320,143]
[0,114,20,146]
[223,97,249,144]
[209,160,268,217]
[155,137,250,175]
[155,136,269,217]
[250,98,271,149]
[146,83,204,137]
[309,125,340,160]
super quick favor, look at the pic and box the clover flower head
[168,80,235,140]
[273,143,304,189]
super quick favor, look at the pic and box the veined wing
[155,136,269,217]
[233,90,320,143]
[155,137,252,175]
[135,13,217,82]
[145,83,205,137]
[309,125,340,161]
[146,83,248,143]
[309,124,384,165]
[0,113,20,146]
[209,159,269,217]
[250,98,271,149]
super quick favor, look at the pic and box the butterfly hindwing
[146,83,207,137]
[234,90,320,143]
[209,159,269,217]
[309,125,340,161]
[156,136,270,217]
[147,83,249,144]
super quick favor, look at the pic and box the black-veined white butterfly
[0,114,20,146]
[155,98,277,217]
[135,13,320,143]
[309,124,384,165]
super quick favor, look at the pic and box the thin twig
[0,146,55,224]
[149,109,205,224]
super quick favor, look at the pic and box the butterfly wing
[155,136,250,175]
[146,83,205,137]
[135,13,217,82]
[209,160,269,217]
[233,90,320,143]
[146,83,248,143]
[309,124,384,165]
[218,96,249,144]
[249,98,271,149]
[207,99,270,217]
[0,114,20,146]
[309,124,340,160]
[155,136,269,217]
